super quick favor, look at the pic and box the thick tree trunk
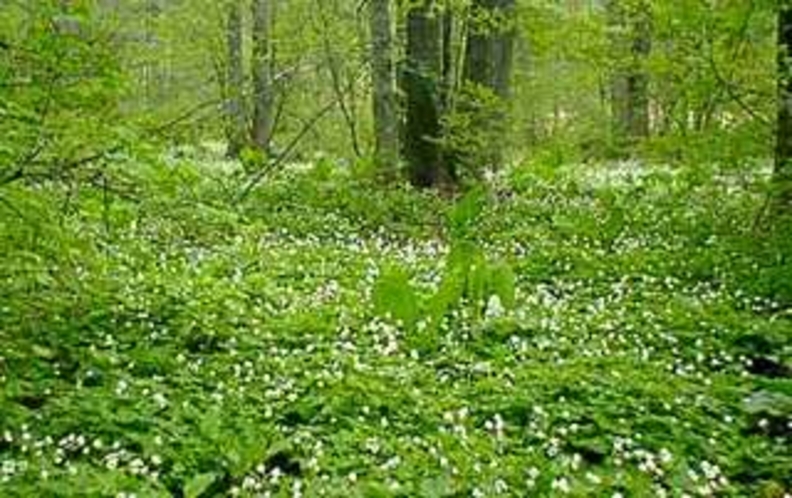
[225,0,246,158]
[608,0,651,151]
[462,0,516,168]
[464,0,515,98]
[369,0,399,175]
[251,0,273,152]
[775,3,792,210]
[464,1,491,87]
[404,0,446,188]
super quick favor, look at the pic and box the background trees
[607,0,651,151]
[777,1,792,212]
[369,0,400,176]
[0,4,790,497]
[224,0,246,158]
[462,0,516,166]
[251,0,273,153]
[0,0,785,197]
[403,0,446,188]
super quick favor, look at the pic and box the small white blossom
[485,294,505,320]
[551,477,571,494]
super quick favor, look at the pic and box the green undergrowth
[0,157,790,497]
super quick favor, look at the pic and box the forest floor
[0,154,790,497]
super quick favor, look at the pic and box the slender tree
[776,1,792,211]
[369,0,400,176]
[441,3,455,110]
[489,0,515,102]
[608,0,651,151]
[251,0,273,152]
[225,0,246,158]
[403,0,446,188]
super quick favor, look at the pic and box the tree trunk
[441,5,455,111]
[462,0,516,168]
[225,0,246,158]
[629,9,651,139]
[608,0,651,152]
[490,4,515,102]
[464,0,515,98]
[251,0,273,152]
[369,0,400,176]
[142,0,164,108]
[775,3,792,211]
[464,1,491,90]
[403,0,446,188]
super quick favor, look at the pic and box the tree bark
[225,0,246,158]
[462,0,516,168]
[369,0,400,176]
[775,3,792,211]
[490,3,515,102]
[403,0,446,188]
[464,0,515,98]
[251,0,273,152]
[441,5,455,111]
[608,0,651,151]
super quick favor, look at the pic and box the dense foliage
[1,154,790,496]
[1,0,791,497]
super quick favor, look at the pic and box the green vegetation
[1,0,791,496]
[1,156,790,496]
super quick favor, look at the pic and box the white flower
[585,472,601,484]
[551,477,571,494]
[696,484,712,495]
[242,476,257,490]
[701,461,720,480]
[152,393,168,409]
[485,295,505,320]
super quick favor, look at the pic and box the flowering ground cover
[0,158,790,497]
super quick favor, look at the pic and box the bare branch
[235,99,339,205]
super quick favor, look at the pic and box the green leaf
[467,256,489,314]
[184,472,218,498]
[428,265,465,326]
[487,260,516,310]
[449,186,487,239]
[419,476,455,497]
[372,265,420,328]
[358,481,393,498]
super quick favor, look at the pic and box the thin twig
[701,0,770,127]
[3,99,222,188]
[234,99,339,204]
[315,0,363,157]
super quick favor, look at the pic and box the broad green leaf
[184,472,217,498]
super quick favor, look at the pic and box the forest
[0,0,791,496]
